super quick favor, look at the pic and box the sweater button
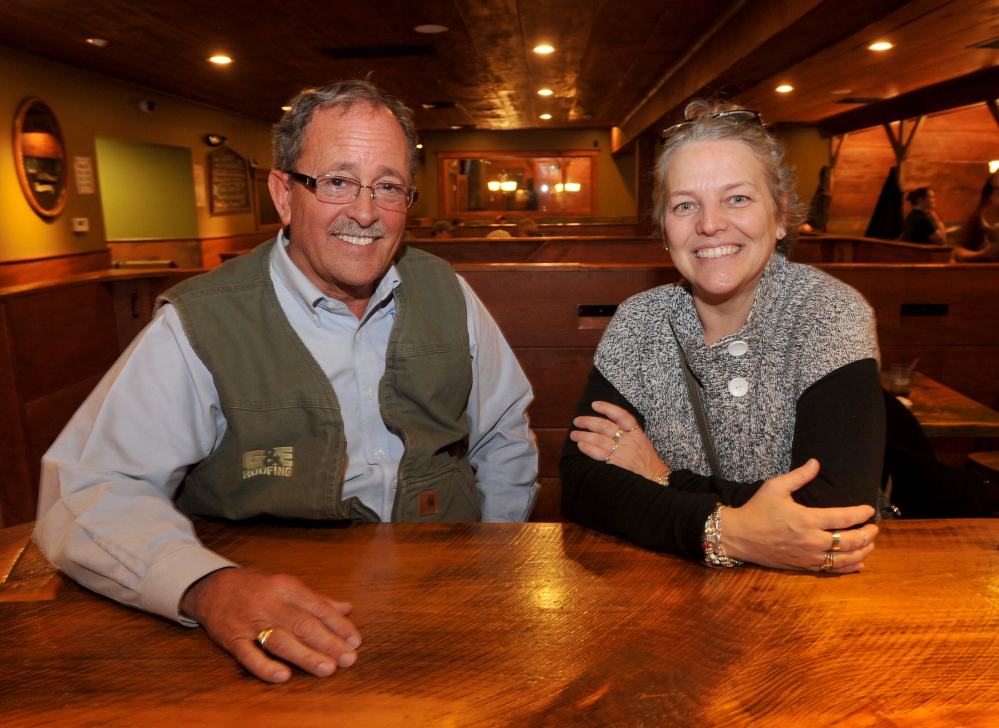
[728,377,749,397]
[728,340,748,357]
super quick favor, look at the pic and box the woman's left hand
[570,401,668,481]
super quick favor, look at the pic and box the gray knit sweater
[594,253,879,482]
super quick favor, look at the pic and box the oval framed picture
[13,97,68,218]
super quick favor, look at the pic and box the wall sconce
[500,181,517,192]
[204,134,227,147]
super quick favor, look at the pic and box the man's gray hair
[654,99,806,255]
[272,79,419,183]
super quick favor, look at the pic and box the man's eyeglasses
[660,109,763,147]
[287,171,418,211]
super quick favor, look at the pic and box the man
[34,80,538,683]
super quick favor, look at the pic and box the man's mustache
[327,220,388,238]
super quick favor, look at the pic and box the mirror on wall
[13,97,68,218]
[437,151,597,217]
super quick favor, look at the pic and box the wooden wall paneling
[942,345,999,411]
[529,477,566,523]
[515,347,595,427]
[109,272,199,351]
[533,427,569,479]
[0,303,33,526]
[828,126,896,233]
[527,238,670,264]
[5,283,119,404]
[458,264,680,348]
[406,239,541,264]
[0,250,112,288]
[22,374,104,502]
[200,232,276,269]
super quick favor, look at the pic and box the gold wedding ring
[860,529,869,547]
[256,628,275,652]
[820,553,836,572]
[613,429,625,442]
[626,425,640,432]
[830,532,842,551]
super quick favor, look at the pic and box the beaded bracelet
[702,504,743,568]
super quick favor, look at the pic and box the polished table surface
[883,370,999,438]
[3,519,999,727]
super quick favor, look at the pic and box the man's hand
[180,567,361,683]
[721,459,878,573]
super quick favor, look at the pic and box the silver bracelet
[702,504,743,568]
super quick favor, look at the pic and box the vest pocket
[399,463,481,522]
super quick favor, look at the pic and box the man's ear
[268,170,294,226]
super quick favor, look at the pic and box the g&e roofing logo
[242,447,293,479]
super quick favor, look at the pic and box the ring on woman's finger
[625,425,640,433]
[820,552,836,572]
[830,532,842,551]
[604,443,620,463]
[613,429,625,442]
[860,529,869,547]
[256,628,275,652]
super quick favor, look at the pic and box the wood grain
[2,520,999,726]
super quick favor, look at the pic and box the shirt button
[311,314,319,323]
[355,331,363,341]
[728,377,749,397]
[367,389,375,400]
[728,340,748,357]
[374,449,383,460]
[325,301,336,311]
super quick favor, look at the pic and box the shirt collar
[271,229,402,323]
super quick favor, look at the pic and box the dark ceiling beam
[819,65,999,137]
[612,0,823,152]
[612,0,915,152]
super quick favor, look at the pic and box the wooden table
[883,370,999,438]
[3,520,999,727]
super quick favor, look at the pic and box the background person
[953,175,999,262]
[35,80,538,683]
[561,101,883,572]
[900,187,948,245]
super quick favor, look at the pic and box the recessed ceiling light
[538,89,553,96]
[776,85,793,93]
[414,24,448,34]
[86,38,108,48]
[540,113,552,120]
[869,41,893,51]
[281,106,292,111]
[450,125,462,130]
[533,45,554,54]
[209,55,232,64]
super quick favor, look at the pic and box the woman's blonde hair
[654,99,806,255]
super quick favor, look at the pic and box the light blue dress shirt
[35,233,538,623]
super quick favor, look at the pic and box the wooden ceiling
[0,0,996,147]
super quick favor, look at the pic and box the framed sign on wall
[208,146,251,215]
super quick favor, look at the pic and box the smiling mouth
[336,234,377,246]
[695,245,742,259]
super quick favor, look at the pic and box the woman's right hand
[719,459,878,573]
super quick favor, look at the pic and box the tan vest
[156,240,478,522]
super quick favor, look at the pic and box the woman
[561,101,884,572]
[900,187,947,245]
[953,176,999,262]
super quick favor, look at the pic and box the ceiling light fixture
[86,38,108,47]
[538,89,553,96]
[776,85,793,93]
[539,113,552,120]
[534,45,554,54]
[209,55,232,64]
[414,24,448,34]
[869,41,893,51]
